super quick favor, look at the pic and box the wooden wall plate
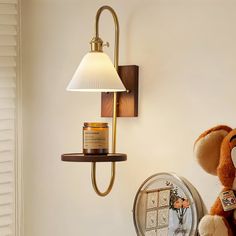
[101,65,139,117]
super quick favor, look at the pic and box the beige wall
[22,0,236,235]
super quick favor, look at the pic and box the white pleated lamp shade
[67,52,126,92]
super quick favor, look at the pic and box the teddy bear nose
[231,147,236,167]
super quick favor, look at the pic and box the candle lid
[84,122,108,128]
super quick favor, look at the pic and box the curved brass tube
[95,5,119,70]
[91,6,119,196]
[91,162,116,197]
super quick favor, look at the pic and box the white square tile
[157,208,169,227]
[147,192,158,209]
[146,210,157,229]
[156,227,168,236]
[158,190,170,207]
[145,229,156,236]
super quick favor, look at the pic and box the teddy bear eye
[231,147,236,167]
[230,135,236,142]
[229,135,236,150]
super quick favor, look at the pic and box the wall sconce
[61,5,139,197]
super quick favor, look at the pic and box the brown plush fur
[194,125,236,235]
[210,193,234,235]
[210,188,232,217]
[195,125,232,144]
[194,126,231,175]
[218,133,236,188]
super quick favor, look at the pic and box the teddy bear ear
[194,125,232,175]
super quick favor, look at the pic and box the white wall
[22,0,236,235]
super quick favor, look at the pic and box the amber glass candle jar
[83,122,109,154]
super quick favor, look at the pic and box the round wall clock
[133,173,204,236]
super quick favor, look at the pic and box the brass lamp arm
[95,5,119,70]
[91,5,120,196]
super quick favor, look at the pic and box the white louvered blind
[0,0,18,236]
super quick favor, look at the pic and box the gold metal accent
[103,42,110,48]
[91,162,115,197]
[90,5,120,197]
[84,122,108,128]
[90,37,103,52]
[112,92,117,153]
[95,5,119,69]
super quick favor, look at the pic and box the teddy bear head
[194,125,236,188]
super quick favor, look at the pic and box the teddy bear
[194,125,236,236]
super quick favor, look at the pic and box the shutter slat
[0,88,15,98]
[0,2,17,235]
[0,215,12,227]
[0,46,16,56]
[0,151,14,163]
[0,204,12,216]
[0,138,14,142]
[0,169,13,174]
[0,0,17,3]
[0,35,16,46]
[0,140,14,152]
[0,109,14,120]
[0,160,13,172]
[0,130,14,141]
[0,67,15,77]
[0,183,13,194]
[0,193,13,205]
[0,78,16,88]
[0,4,17,15]
[0,56,16,67]
[0,98,15,109]
[0,226,12,235]
[0,172,13,183]
[0,14,17,25]
[0,120,14,131]
[0,25,16,36]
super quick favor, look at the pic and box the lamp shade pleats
[67,52,126,92]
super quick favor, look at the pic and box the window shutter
[0,0,18,235]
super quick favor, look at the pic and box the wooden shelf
[61,153,127,162]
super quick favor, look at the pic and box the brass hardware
[84,122,108,127]
[112,91,117,153]
[90,5,120,197]
[95,5,119,69]
[91,162,115,196]
[90,37,103,52]
[103,42,110,48]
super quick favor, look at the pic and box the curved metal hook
[95,5,119,70]
[91,162,116,197]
